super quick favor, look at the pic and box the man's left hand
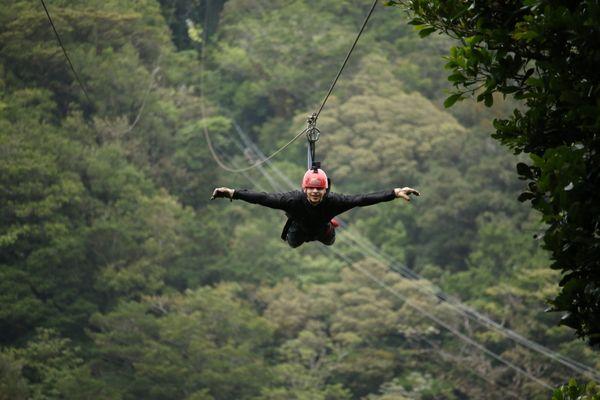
[394,187,420,202]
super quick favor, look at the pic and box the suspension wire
[336,249,553,391]
[228,122,600,385]
[346,214,598,381]
[213,139,269,193]
[199,0,308,173]
[229,125,282,190]
[232,120,297,188]
[121,65,160,135]
[321,228,555,391]
[333,210,600,379]
[203,119,306,173]
[338,218,600,381]
[340,229,553,390]
[314,0,378,120]
[350,236,600,382]
[420,336,522,400]
[40,0,92,105]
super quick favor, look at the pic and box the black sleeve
[232,189,297,211]
[329,190,396,214]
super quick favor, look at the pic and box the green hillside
[1,0,598,399]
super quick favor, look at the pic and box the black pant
[286,221,335,248]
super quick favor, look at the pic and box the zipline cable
[314,0,378,120]
[40,0,92,105]
[352,237,600,382]
[121,65,161,135]
[329,247,553,391]
[419,335,522,399]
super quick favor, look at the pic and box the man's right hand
[211,187,234,200]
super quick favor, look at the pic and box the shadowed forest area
[1,0,599,399]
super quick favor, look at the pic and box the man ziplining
[211,166,420,248]
[199,0,416,249]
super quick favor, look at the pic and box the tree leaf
[443,93,463,108]
[517,191,536,202]
[418,26,437,37]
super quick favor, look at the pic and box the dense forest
[1,0,599,399]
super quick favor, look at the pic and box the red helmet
[302,168,328,189]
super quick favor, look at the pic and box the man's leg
[317,223,336,246]
[286,221,307,248]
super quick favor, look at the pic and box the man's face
[304,187,327,205]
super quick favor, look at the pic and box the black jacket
[232,189,396,236]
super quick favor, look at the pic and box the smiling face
[303,187,327,205]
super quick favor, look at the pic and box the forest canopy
[0,0,599,399]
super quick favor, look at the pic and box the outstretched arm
[331,187,420,214]
[211,187,296,210]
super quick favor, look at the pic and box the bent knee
[319,235,335,246]
[286,237,304,248]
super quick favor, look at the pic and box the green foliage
[391,0,600,346]
[0,0,168,114]
[0,90,96,343]
[89,284,273,400]
[0,0,224,346]
[0,328,112,400]
[552,379,600,400]
[366,372,458,400]
[158,0,226,49]
[0,351,28,400]
[257,262,548,399]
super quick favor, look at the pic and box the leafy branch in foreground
[390,0,600,347]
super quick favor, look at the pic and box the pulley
[306,113,320,169]
[306,112,320,143]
